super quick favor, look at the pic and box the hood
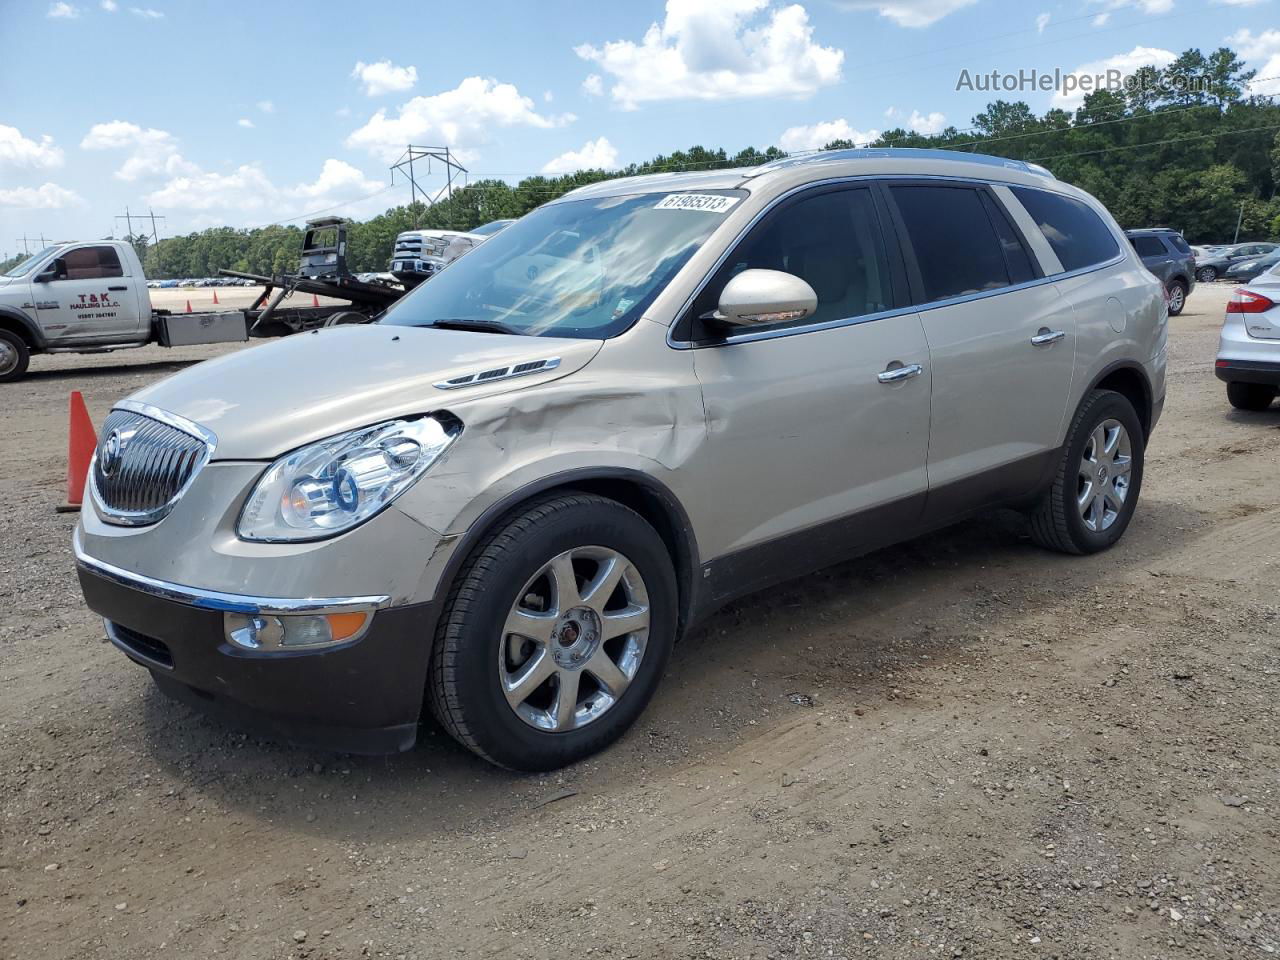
[129,324,603,459]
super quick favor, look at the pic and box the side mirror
[35,257,67,283]
[714,268,818,328]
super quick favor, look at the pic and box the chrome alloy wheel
[1168,284,1185,313]
[498,546,651,732]
[0,340,17,377]
[1077,418,1133,532]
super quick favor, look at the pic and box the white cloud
[130,6,163,17]
[779,119,879,151]
[346,76,572,162]
[1228,28,1280,95]
[1051,45,1177,109]
[543,90,554,102]
[1092,12,1111,25]
[541,137,619,174]
[352,60,418,96]
[101,0,118,10]
[80,121,197,181]
[582,73,604,97]
[47,2,78,18]
[1095,0,1174,14]
[147,159,385,220]
[0,183,84,209]
[883,107,948,134]
[907,109,947,133]
[575,0,843,108]
[1213,0,1267,5]
[0,125,65,170]
[237,118,254,128]
[1036,12,1050,33]
[257,100,275,114]
[833,0,976,28]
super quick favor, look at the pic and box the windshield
[3,247,59,278]
[381,190,745,338]
[469,219,512,236]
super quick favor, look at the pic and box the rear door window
[1165,233,1191,254]
[1010,187,1120,273]
[890,184,1010,302]
[1130,236,1167,258]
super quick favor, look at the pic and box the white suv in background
[75,149,1167,770]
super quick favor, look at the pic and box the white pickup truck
[0,239,248,383]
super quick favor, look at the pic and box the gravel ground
[1,283,1277,960]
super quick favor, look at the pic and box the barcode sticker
[653,193,741,213]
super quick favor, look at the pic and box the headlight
[237,416,459,542]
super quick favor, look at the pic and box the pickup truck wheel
[0,330,31,383]
[1196,266,1217,282]
[1166,280,1187,316]
[1226,381,1277,411]
[1028,389,1144,555]
[429,493,677,770]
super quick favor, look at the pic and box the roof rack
[743,147,1056,180]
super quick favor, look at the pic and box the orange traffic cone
[185,299,193,313]
[212,289,219,305]
[56,391,96,513]
[312,293,320,307]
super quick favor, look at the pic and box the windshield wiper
[428,318,525,336]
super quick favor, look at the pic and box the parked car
[1216,279,1280,410]
[388,229,488,287]
[1195,242,1279,282]
[74,148,1166,770]
[1126,228,1195,316]
[1224,248,1280,282]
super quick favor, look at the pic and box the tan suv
[74,149,1168,769]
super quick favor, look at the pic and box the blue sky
[2,0,1278,256]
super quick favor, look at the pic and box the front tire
[1226,381,1277,411]
[1029,389,1145,555]
[1166,280,1187,316]
[0,329,31,383]
[429,493,677,770]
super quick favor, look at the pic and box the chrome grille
[90,403,215,526]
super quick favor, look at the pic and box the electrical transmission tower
[389,146,467,226]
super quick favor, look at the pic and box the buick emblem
[100,430,124,477]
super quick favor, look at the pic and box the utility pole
[1233,200,1245,243]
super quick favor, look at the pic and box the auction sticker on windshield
[654,193,741,213]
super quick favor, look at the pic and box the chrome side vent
[434,357,561,391]
[90,402,216,527]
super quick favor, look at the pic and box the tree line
[3,45,1277,281]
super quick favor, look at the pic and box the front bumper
[76,538,439,754]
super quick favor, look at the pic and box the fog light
[225,611,371,651]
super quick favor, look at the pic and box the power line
[1028,120,1280,162]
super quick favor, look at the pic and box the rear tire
[1029,389,1145,555]
[1226,381,1277,411]
[1196,266,1217,282]
[0,329,31,384]
[429,492,677,770]
[1166,280,1187,316]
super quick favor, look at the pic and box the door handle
[1031,328,1065,346]
[108,285,127,291]
[878,363,924,384]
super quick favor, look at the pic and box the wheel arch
[0,307,45,350]
[1087,361,1153,439]
[434,468,702,639]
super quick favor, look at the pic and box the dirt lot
[2,284,1277,959]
